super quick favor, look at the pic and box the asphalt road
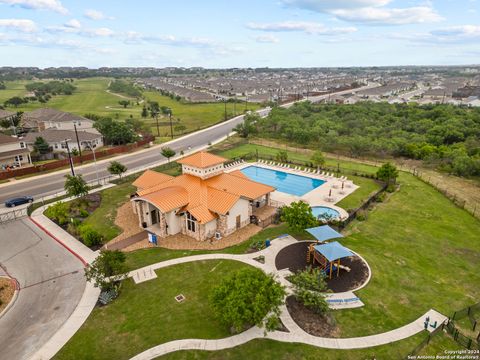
[0,84,377,204]
[0,219,85,360]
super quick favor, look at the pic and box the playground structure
[304,225,355,279]
[307,241,354,279]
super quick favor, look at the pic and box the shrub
[79,225,103,247]
[289,267,329,315]
[44,201,70,225]
[356,209,368,221]
[79,208,89,218]
[386,184,396,193]
[375,192,386,202]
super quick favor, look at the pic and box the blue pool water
[240,166,325,196]
[311,206,340,219]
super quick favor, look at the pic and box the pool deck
[226,161,359,220]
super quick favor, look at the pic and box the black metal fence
[445,320,480,349]
[407,323,446,358]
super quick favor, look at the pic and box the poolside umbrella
[329,189,332,197]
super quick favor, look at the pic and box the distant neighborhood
[0,108,102,171]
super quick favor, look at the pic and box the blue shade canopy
[314,241,354,262]
[305,225,343,242]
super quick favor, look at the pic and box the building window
[19,142,25,148]
[15,155,23,162]
[186,212,196,232]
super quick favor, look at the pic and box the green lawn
[158,333,427,360]
[0,78,260,140]
[54,260,259,360]
[336,175,383,211]
[125,223,314,271]
[82,182,135,242]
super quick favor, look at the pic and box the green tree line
[254,102,480,177]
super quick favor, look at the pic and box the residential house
[0,133,31,169]
[131,152,275,241]
[0,109,15,123]
[22,108,98,134]
[23,129,103,154]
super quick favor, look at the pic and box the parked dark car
[5,196,33,207]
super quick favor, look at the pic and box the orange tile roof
[141,186,189,213]
[228,170,249,180]
[177,151,226,168]
[205,172,275,200]
[134,157,275,223]
[132,170,173,190]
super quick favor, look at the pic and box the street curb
[28,217,88,267]
[0,265,20,320]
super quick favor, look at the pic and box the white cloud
[84,9,113,20]
[0,0,68,14]
[64,19,81,29]
[391,25,480,44]
[247,21,357,35]
[0,18,36,32]
[88,27,114,37]
[254,34,280,43]
[281,0,443,25]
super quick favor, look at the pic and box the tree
[64,174,89,198]
[4,96,26,108]
[311,150,325,169]
[281,200,318,232]
[141,105,148,118]
[233,114,258,138]
[107,161,127,178]
[376,162,399,185]
[161,147,176,162]
[174,124,187,135]
[275,150,288,163]
[93,117,137,145]
[210,268,285,333]
[118,100,130,108]
[33,137,50,154]
[289,267,329,315]
[84,250,127,292]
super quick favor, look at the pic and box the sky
[0,0,479,68]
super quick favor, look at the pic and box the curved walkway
[127,236,447,359]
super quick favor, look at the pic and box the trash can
[265,240,271,247]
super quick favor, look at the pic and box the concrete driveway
[0,218,85,360]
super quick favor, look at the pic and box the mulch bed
[286,296,338,337]
[275,241,369,293]
[0,277,15,314]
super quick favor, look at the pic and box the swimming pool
[240,166,325,196]
[311,206,340,219]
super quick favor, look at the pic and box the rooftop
[23,108,87,123]
[0,133,19,145]
[177,151,227,169]
[23,129,101,143]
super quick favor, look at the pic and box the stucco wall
[204,219,217,238]
[165,210,182,235]
[226,198,249,231]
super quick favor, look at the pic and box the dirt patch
[275,241,369,293]
[0,277,16,314]
[286,296,339,337]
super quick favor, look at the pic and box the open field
[54,260,259,360]
[0,78,260,141]
[54,140,480,359]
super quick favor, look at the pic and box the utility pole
[224,99,227,121]
[86,141,99,185]
[233,96,236,116]
[73,122,82,163]
[155,111,160,137]
[64,139,75,176]
[245,95,248,112]
[168,108,173,139]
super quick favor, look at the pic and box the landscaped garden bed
[0,277,15,314]
[286,296,338,337]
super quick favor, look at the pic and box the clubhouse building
[131,152,275,241]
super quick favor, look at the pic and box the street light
[63,138,75,176]
[85,140,99,185]
[166,107,174,139]
[73,121,83,163]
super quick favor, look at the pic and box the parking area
[0,218,86,360]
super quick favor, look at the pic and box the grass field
[54,260,260,360]
[0,78,260,141]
